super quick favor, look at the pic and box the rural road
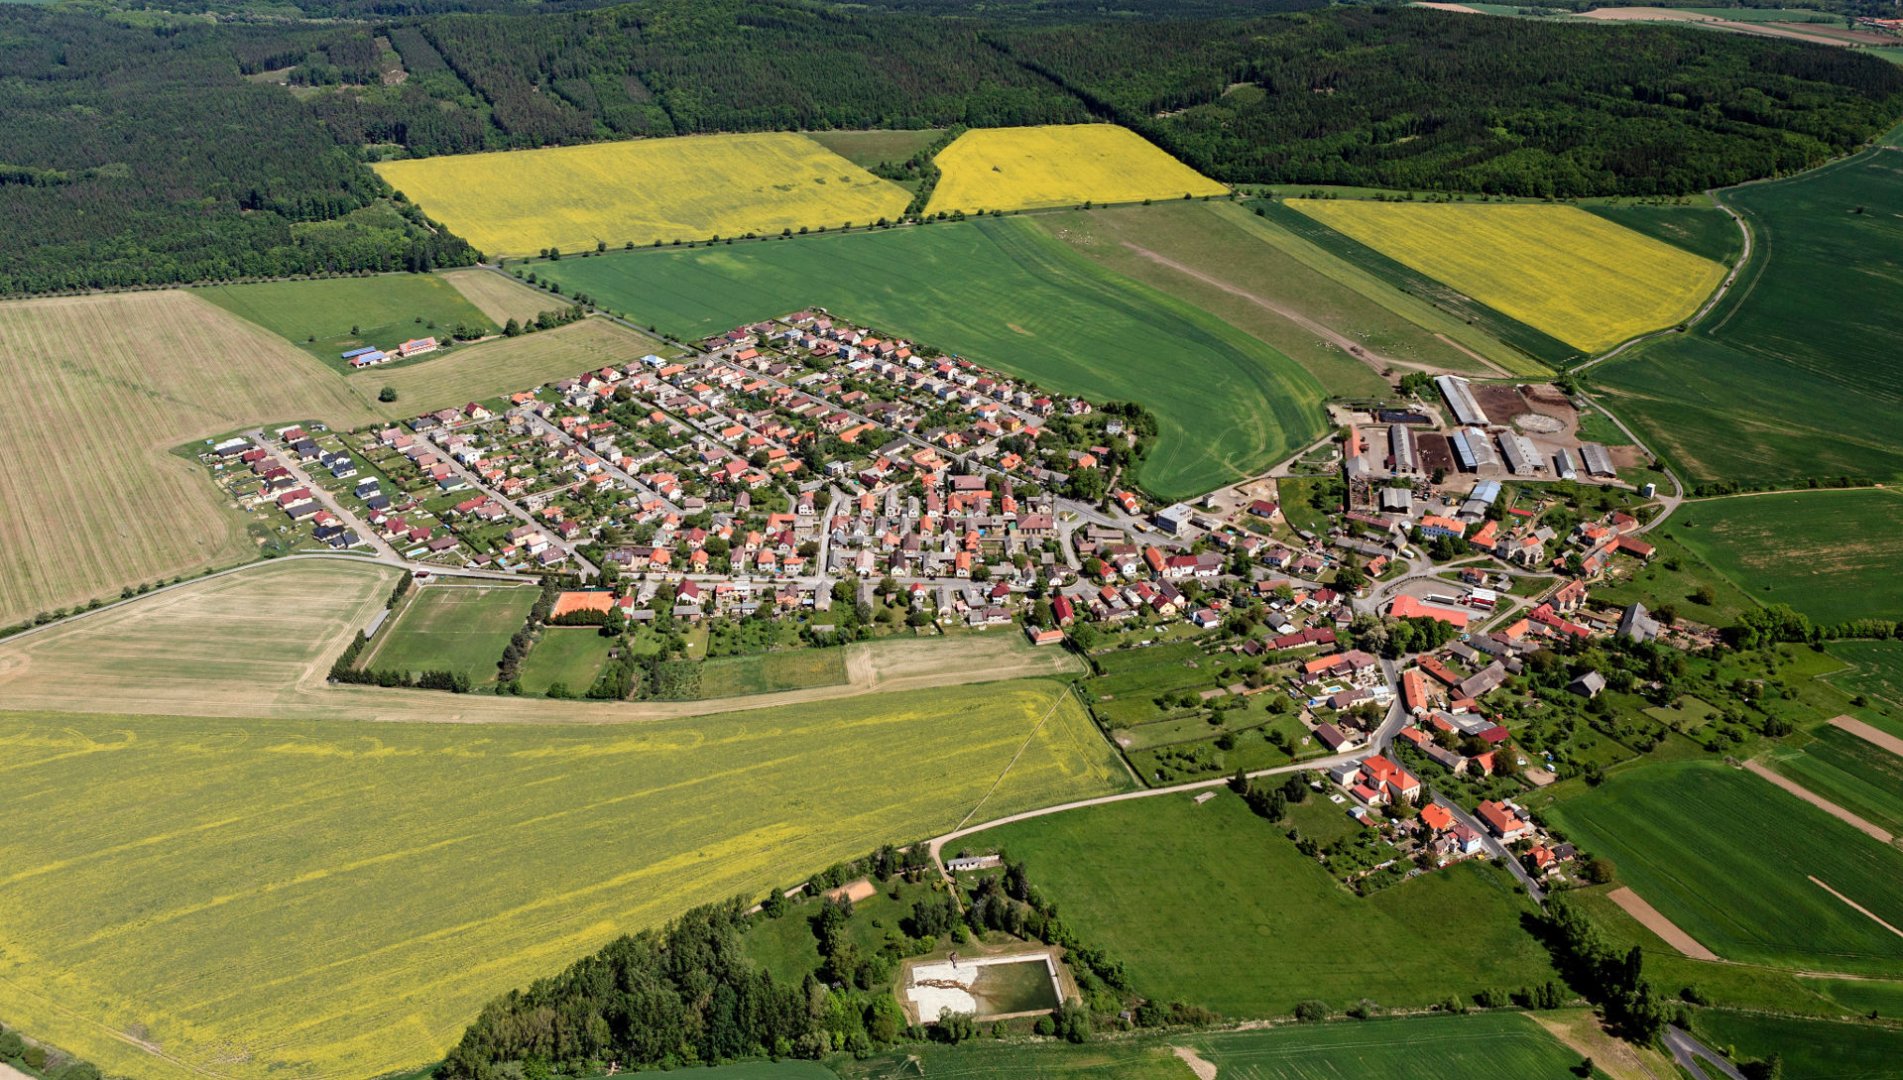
[1662,1026,1745,1080]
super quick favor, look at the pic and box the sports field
[0,291,381,630]
[1595,145,1903,489]
[361,583,538,684]
[1667,489,1903,625]
[923,124,1226,215]
[195,274,497,368]
[1037,202,1478,395]
[374,133,911,256]
[534,217,1326,500]
[1543,760,1903,974]
[516,627,615,695]
[0,677,1124,1080]
[974,790,1556,1018]
[1286,200,1727,353]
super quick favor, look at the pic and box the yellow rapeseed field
[374,133,912,255]
[923,124,1228,216]
[1285,200,1727,353]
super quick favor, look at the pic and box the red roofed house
[1477,799,1532,841]
[1420,803,1454,833]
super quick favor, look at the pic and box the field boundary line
[1807,875,1903,940]
[1827,714,1903,759]
[1607,886,1720,961]
[1742,760,1893,845]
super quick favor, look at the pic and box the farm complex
[5,6,1903,1080]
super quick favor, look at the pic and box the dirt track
[1609,886,1720,960]
[1830,714,1903,759]
[1744,760,1894,844]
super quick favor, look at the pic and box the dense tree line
[998,6,1903,196]
[0,8,478,296]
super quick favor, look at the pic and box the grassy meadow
[1543,759,1903,975]
[0,674,1126,1080]
[534,217,1326,500]
[1667,489,1903,625]
[375,133,911,256]
[195,274,496,369]
[1286,200,1726,353]
[973,791,1557,1019]
[1689,1011,1903,1080]
[1036,202,1473,395]
[376,317,672,411]
[923,124,1226,215]
[699,648,849,698]
[1829,639,1903,730]
[1595,144,1903,489]
[360,582,538,684]
[438,266,561,324]
[515,626,616,695]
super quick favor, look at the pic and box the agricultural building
[1498,432,1543,476]
[1436,375,1490,427]
[1553,447,1579,481]
[1579,442,1617,478]
[1389,424,1417,474]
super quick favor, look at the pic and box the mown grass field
[1286,200,1726,354]
[1595,145,1903,489]
[516,626,615,695]
[1765,724,1903,838]
[1667,489,1903,625]
[0,291,382,629]
[1037,202,1469,395]
[699,648,849,698]
[375,133,911,256]
[1543,760,1903,974]
[534,217,1325,500]
[974,791,1556,1018]
[923,124,1226,215]
[361,583,537,684]
[196,274,497,370]
[1690,1011,1903,1080]
[438,266,561,324]
[0,674,1126,1080]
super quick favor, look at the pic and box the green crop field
[1691,1011,1903,1080]
[196,274,498,370]
[1829,640,1903,735]
[1543,760,1903,974]
[517,626,615,694]
[1595,145,1903,489]
[803,129,944,173]
[1035,202,1475,395]
[0,676,1126,1080]
[1583,203,1744,264]
[359,583,537,684]
[532,216,1327,500]
[699,648,849,698]
[1665,490,1903,625]
[973,790,1556,1019]
[1765,725,1903,837]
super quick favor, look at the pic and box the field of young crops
[1668,489,1903,625]
[923,124,1226,215]
[1544,759,1903,974]
[1595,145,1903,489]
[1286,200,1727,354]
[534,217,1326,500]
[0,674,1125,1080]
[375,133,911,256]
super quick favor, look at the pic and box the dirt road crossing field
[1831,714,1903,759]
[1608,886,1720,961]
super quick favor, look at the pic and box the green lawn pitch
[1594,144,1903,490]
[973,789,1557,1019]
[532,217,1327,501]
[1543,759,1903,975]
[359,583,536,684]
[196,274,498,372]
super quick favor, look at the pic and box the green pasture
[360,583,536,684]
[1595,146,1903,489]
[532,216,1328,500]
[1665,489,1903,625]
[974,791,1556,1019]
[1544,759,1903,975]
[195,274,496,371]
[698,648,849,698]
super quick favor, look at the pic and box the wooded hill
[3,0,1902,295]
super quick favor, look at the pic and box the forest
[3,0,1902,294]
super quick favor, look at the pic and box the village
[192,309,1707,890]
